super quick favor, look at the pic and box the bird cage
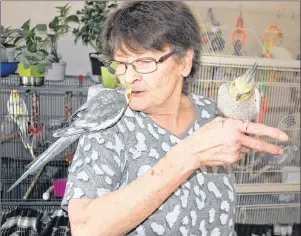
[0,75,93,206]
[196,6,300,60]
[191,55,300,225]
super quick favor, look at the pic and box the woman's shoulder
[189,93,217,108]
[189,93,217,120]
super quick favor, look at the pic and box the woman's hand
[178,117,289,168]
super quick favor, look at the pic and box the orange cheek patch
[127,92,132,100]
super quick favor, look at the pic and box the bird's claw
[215,109,225,118]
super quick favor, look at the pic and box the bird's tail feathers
[53,126,84,137]
[7,170,32,192]
[28,148,36,160]
[18,123,36,159]
[9,135,79,192]
[19,124,30,148]
[23,138,62,170]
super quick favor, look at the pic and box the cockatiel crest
[217,61,261,121]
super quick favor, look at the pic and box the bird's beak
[126,89,132,104]
[235,93,242,101]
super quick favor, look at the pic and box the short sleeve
[61,130,126,211]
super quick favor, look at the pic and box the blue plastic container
[1,61,18,77]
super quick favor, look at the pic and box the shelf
[0,74,96,92]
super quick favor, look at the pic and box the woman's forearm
[71,145,197,236]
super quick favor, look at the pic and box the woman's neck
[147,92,196,137]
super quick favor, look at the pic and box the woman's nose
[124,65,142,84]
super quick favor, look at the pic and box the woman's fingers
[237,120,289,141]
[240,134,284,155]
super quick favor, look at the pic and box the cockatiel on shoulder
[216,61,261,121]
[7,86,132,192]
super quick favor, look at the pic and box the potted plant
[15,20,55,86]
[44,3,79,81]
[1,44,19,77]
[72,1,118,79]
[0,26,22,62]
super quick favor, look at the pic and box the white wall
[2,1,300,75]
[1,1,93,76]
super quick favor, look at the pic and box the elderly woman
[62,2,288,236]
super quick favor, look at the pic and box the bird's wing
[216,83,229,113]
[7,98,32,152]
[54,89,127,137]
[73,90,127,131]
[7,99,29,123]
[254,87,261,115]
[67,87,114,123]
[19,98,29,117]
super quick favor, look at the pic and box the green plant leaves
[39,49,49,56]
[66,15,79,23]
[18,54,30,67]
[36,63,45,74]
[21,20,31,31]
[72,1,118,52]
[13,35,23,46]
[49,17,59,29]
[36,24,47,32]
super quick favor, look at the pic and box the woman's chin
[129,101,146,112]
[129,96,147,111]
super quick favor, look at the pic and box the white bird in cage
[216,61,261,121]
[7,90,35,160]
[7,86,132,192]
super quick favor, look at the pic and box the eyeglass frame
[106,51,176,76]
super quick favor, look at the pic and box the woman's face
[114,48,193,113]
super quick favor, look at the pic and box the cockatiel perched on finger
[216,61,261,121]
[7,90,35,159]
[7,86,132,192]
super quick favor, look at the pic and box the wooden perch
[23,167,44,200]
[0,131,19,143]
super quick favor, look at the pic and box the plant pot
[87,72,102,84]
[20,76,44,86]
[18,63,44,77]
[1,61,18,77]
[5,46,15,62]
[100,66,117,88]
[89,52,106,75]
[18,63,44,86]
[44,61,67,81]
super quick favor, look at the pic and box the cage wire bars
[192,6,300,225]
[0,76,93,207]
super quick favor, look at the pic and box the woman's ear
[180,48,194,77]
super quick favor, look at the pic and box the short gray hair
[102,1,201,95]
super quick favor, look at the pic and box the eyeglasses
[106,51,175,76]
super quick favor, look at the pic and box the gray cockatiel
[7,86,132,192]
[216,61,261,121]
